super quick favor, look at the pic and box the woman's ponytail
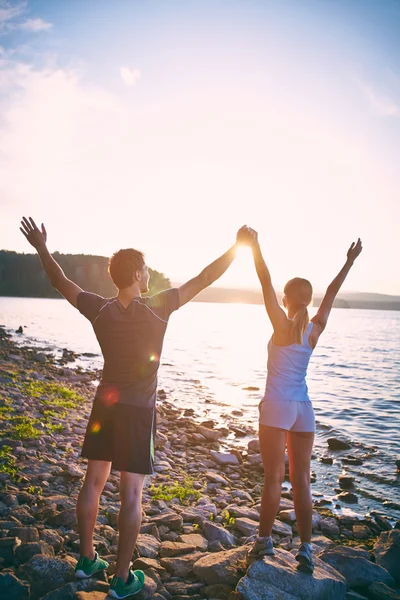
[291,305,310,345]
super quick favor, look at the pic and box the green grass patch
[8,416,42,440]
[221,509,236,528]
[25,381,85,408]
[149,477,202,505]
[0,445,19,480]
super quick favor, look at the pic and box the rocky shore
[1,328,399,600]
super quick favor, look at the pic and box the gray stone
[136,533,160,558]
[193,546,248,585]
[210,451,240,466]
[47,508,77,527]
[0,572,30,600]
[203,521,238,548]
[237,548,347,599]
[226,504,259,522]
[327,438,351,450]
[367,582,400,600]
[320,517,340,538]
[0,536,20,566]
[15,540,54,564]
[318,546,395,589]
[150,511,183,531]
[234,517,258,537]
[18,554,76,596]
[205,471,229,486]
[160,540,196,557]
[41,528,64,551]
[374,530,400,582]
[272,519,293,537]
[8,526,39,542]
[178,533,208,551]
[160,551,203,577]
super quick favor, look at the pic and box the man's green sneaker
[75,551,109,579]
[108,570,145,598]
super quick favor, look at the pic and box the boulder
[367,582,400,600]
[237,548,347,599]
[0,572,30,600]
[318,546,395,589]
[8,526,39,542]
[15,540,55,564]
[136,533,160,559]
[210,451,240,466]
[374,530,400,582]
[178,533,208,551]
[150,511,183,531]
[234,518,258,537]
[160,551,203,577]
[320,517,340,538]
[18,554,76,597]
[193,546,248,585]
[203,521,238,548]
[327,438,351,450]
[160,540,196,557]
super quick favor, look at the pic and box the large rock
[178,533,208,551]
[237,548,347,600]
[193,546,248,585]
[318,546,395,589]
[374,530,400,582]
[150,511,183,531]
[320,517,340,538]
[8,526,40,542]
[203,521,238,548]
[234,517,258,537]
[0,572,30,600]
[160,540,196,557]
[0,536,20,566]
[160,551,203,577]
[327,438,351,450]
[210,451,240,466]
[367,582,400,600]
[47,508,77,527]
[18,554,76,596]
[226,504,259,522]
[41,579,110,600]
[15,540,55,564]
[136,533,160,559]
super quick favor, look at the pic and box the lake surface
[1,297,399,520]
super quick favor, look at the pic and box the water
[1,297,399,520]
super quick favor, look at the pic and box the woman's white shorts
[259,400,315,433]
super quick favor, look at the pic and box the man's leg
[115,472,146,583]
[77,459,111,559]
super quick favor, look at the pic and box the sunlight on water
[1,297,399,518]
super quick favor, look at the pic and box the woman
[246,227,362,573]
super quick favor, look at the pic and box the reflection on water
[1,297,399,519]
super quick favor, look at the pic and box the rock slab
[237,548,347,600]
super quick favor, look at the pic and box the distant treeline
[0,251,171,298]
[191,287,400,311]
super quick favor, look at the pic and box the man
[20,216,247,599]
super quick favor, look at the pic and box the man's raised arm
[177,225,248,308]
[20,216,83,308]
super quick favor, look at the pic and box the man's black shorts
[81,400,156,474]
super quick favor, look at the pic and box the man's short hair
[108,248,145,290]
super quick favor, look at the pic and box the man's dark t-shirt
[77,289,179,407]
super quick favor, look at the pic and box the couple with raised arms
[20,217,362,598]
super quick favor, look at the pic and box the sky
[0,0,399,294]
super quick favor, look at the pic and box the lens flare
[99,385,120,407]
[91,421,101,434]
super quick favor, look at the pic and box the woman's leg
[286,430,314,542]
[258,425,287,537]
